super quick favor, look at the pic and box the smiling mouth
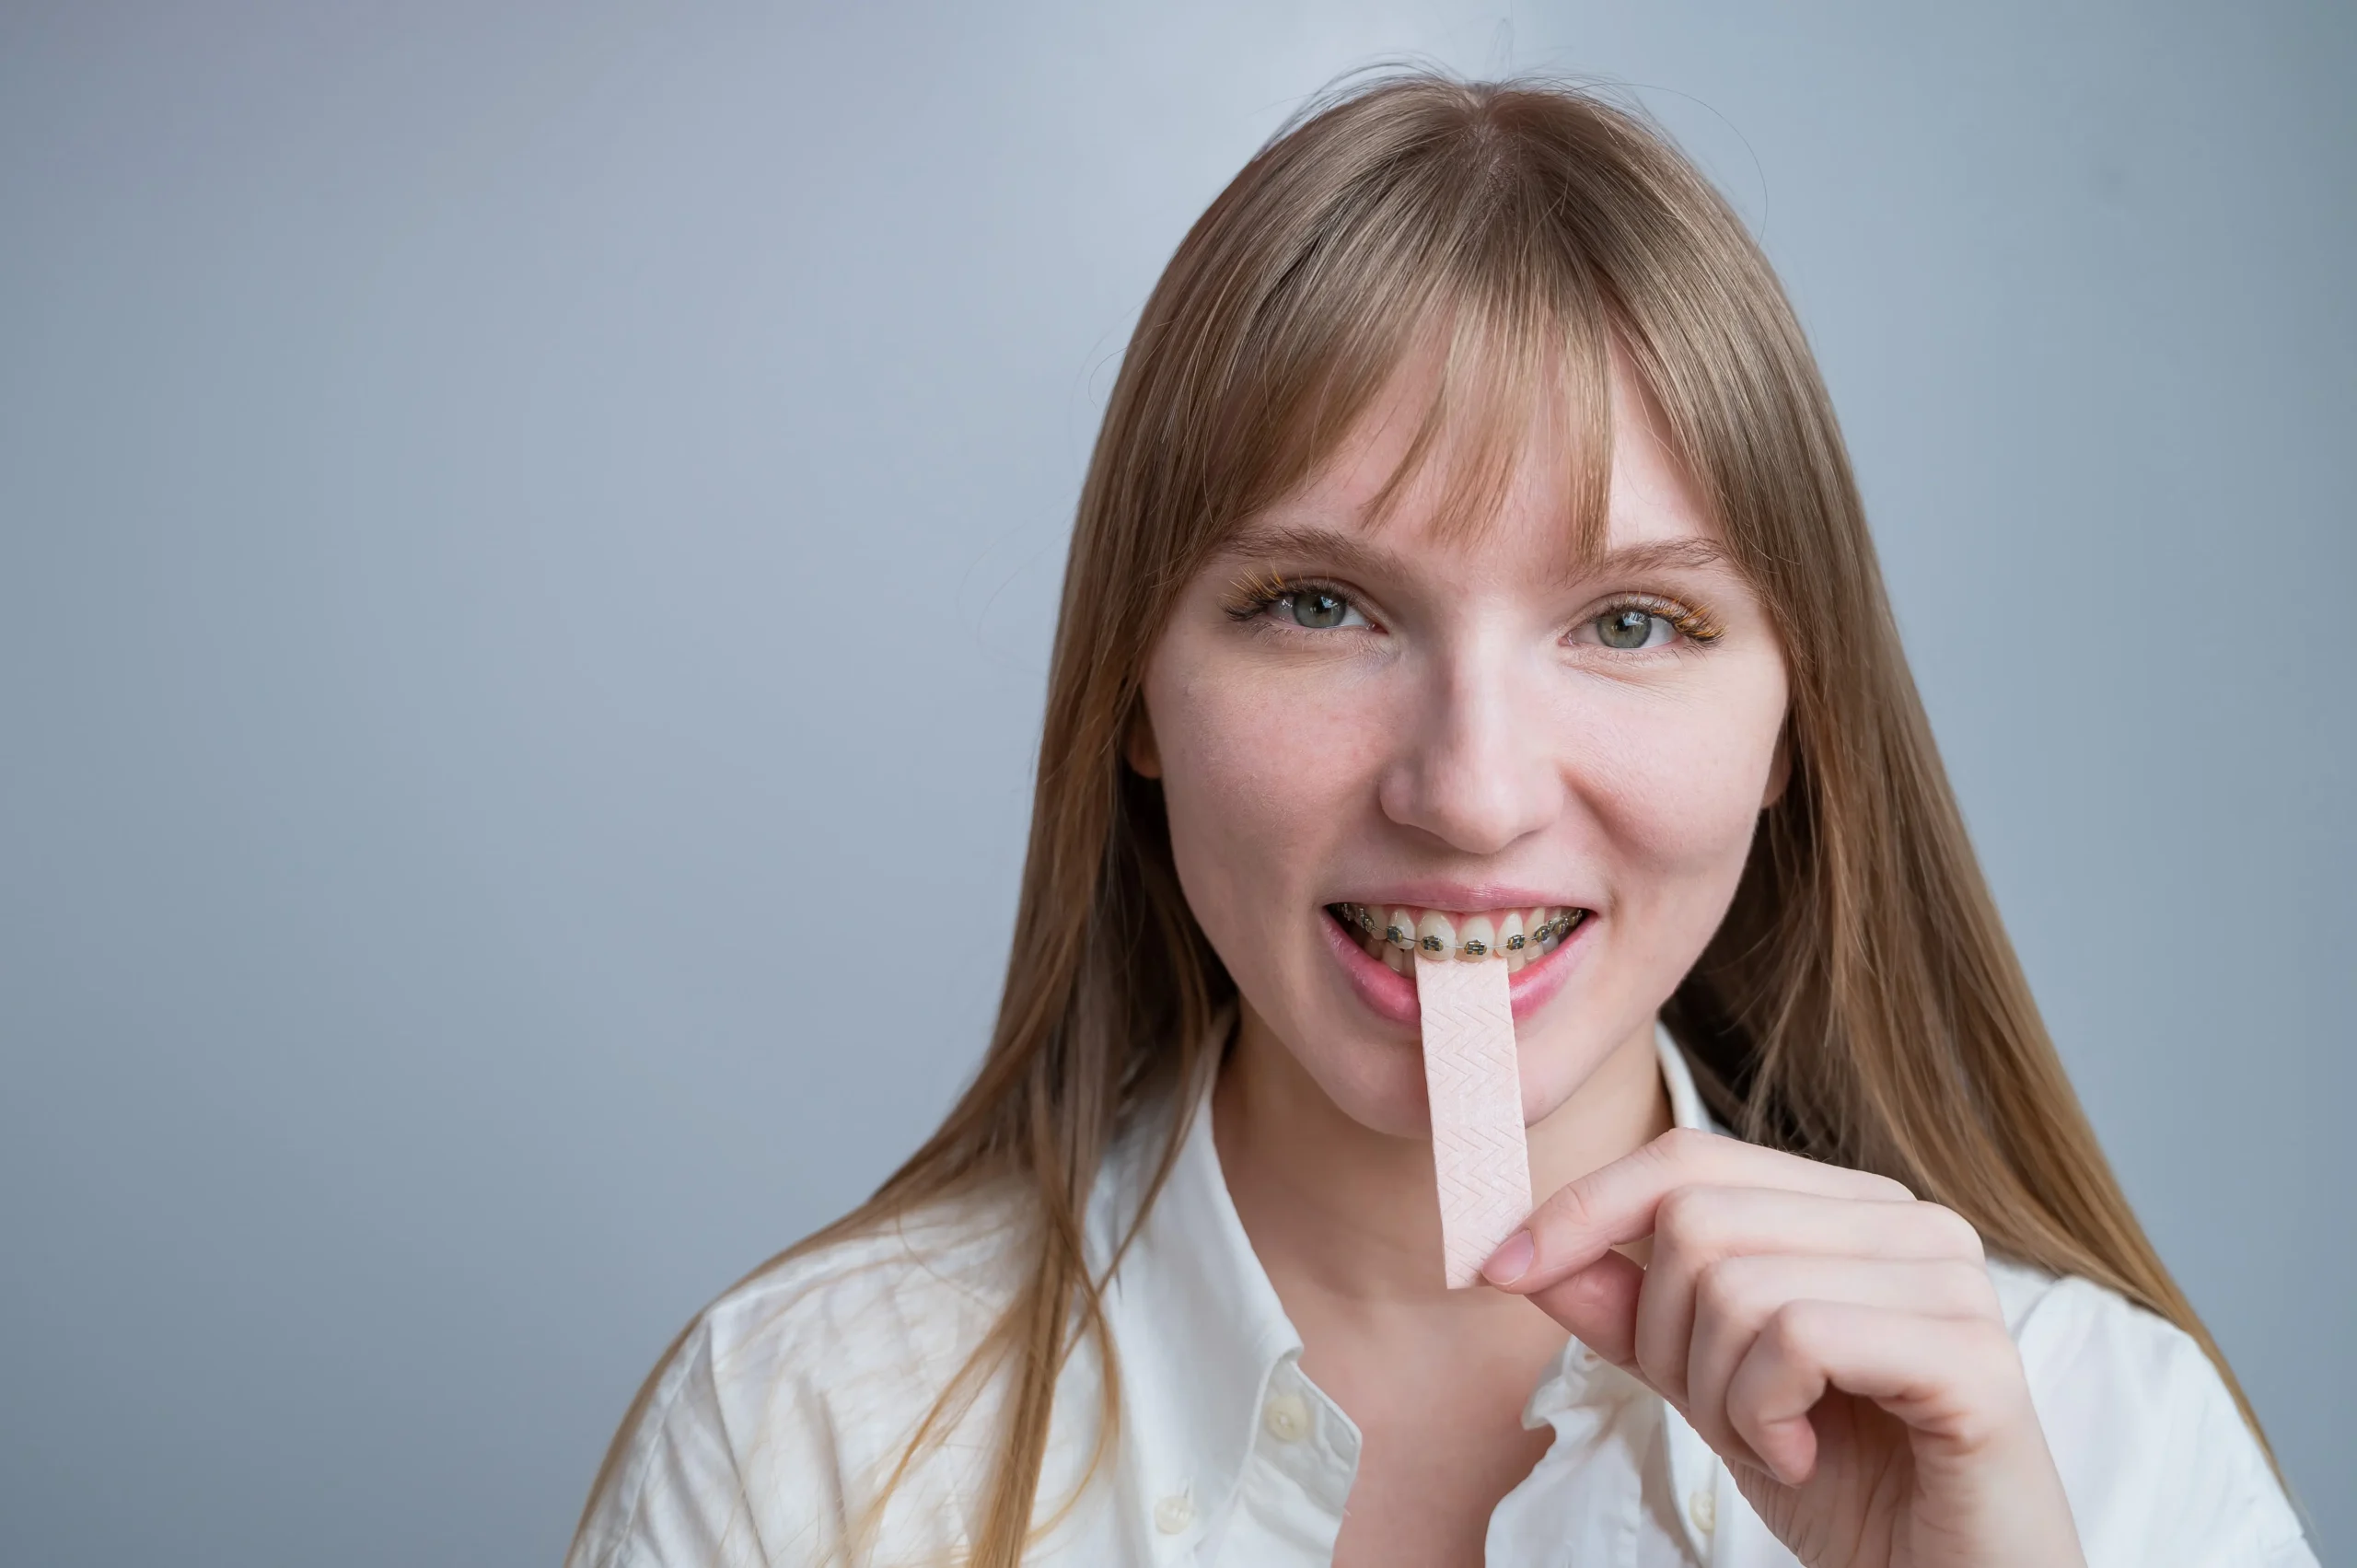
[1327,901,1589,974]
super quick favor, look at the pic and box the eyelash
[1219,571,1354,624]
[1220,574,1725,647]
[1589,592,1726,646]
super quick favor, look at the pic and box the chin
[1511,1024,1637,1123]
[1261,1007,1440,1137]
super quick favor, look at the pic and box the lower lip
[1320,909,1592,1028]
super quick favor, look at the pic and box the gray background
[2,2,2349,1562]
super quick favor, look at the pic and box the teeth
[1334,901,1585,965]
[1497,911,1527,971]
[1533,907,1582,953]
[1457,913,1493,963]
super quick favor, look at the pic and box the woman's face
[1132,358,1790,1136]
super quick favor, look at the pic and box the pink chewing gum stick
[1414,952,1533,1288]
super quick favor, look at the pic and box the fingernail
[1481,1230,1535,1285]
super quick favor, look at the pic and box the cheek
[1147,655,1379,939]
[1573,669,1787,915]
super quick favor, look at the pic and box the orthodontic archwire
[1336,902,1586,962]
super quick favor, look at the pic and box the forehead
[1239,344,1719,584]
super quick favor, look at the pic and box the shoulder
[701,1187,1033,1412]
[1983,1257,2314,1567]
[568,1188,1033,1568]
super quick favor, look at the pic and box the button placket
[1250,1358,1360,1523]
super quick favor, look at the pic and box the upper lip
[1328,882,1596,914]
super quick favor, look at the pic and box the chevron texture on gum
[1415,953,1533,1289]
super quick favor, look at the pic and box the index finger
[1484,1127,1913,1292]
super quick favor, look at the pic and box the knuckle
[1863,1171,1916,1202]
[1762,1298,1820,1356]
[1694,1254,1769,1324]
[1630,1133,1691,1193]
[1654,1185,1726,1252]
[1656,1126,1713,1163]
[1966,1316,2022,1374]
[1936,1320,2027,1422]
[1654,1184,1699,1233]
[1932,1257,1997,1312]
[1561,1263,1620,1314]
[1916,1203,1986,1261]
[1536,1179,1603,1242]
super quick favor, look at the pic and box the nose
[1375,636,1562,856]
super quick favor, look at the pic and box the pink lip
[1334,882,1594,916]
[1320,906,1592,1028]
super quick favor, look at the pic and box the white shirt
[573,1027,2315,1566]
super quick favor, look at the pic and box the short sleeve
[2008,1272,2316,1567]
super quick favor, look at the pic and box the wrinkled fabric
[573,1026,2315,1567]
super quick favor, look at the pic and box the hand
[1481,1129,2085,1568]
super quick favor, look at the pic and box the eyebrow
[1213,523,1401,581]
[1573,538,1736,579]
[1212,523,1736,587]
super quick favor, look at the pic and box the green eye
[1289,590,1351,629]
[1596,608,1665,650]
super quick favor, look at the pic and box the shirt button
[1261,1390,1311,1443]
[1154,1492,1194,1535]
[1688,1484,1717,1535]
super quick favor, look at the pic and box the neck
[1213,1006,1671,1311]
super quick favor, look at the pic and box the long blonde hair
[578,71,2268,1562]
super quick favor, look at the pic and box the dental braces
[1335,902,1587,961]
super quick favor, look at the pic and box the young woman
[569,75,2312,1567]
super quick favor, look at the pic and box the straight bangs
[1157,86,1631,584]
[1144,75,1825,632]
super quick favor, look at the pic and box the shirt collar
[1091,1017,1713,1539]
